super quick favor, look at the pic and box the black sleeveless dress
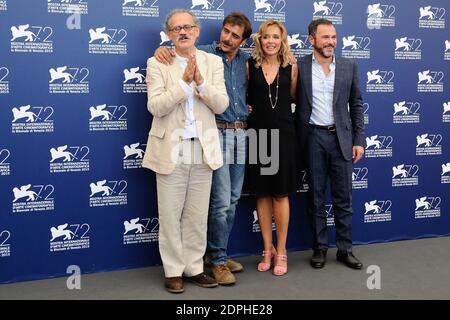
[246,58,299,197]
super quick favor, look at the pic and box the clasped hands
[182,53,203,86]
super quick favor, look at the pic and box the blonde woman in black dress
[246,20,298,276]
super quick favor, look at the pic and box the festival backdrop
[0,0,449,283]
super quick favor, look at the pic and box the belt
[216,121,247,129]
[308,123,336,131]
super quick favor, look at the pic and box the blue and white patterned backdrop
[0,0,448,283]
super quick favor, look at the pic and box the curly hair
[251,20,290,68]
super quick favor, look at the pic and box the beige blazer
[142,49,229,174]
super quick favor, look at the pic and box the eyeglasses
[169,24,197,33]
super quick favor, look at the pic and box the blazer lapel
[332,57,343,108]
[193,49,206,121]
[167,58,183,86]
[302,54,313,108]
[196,49,207,80]
[166,58,186,116]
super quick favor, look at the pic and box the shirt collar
[312,52,336,65]
[213,41,241,59]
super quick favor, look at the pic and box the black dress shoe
[336,252,363,269]
[310,249,327,269]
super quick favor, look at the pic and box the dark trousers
[307,127,353,253]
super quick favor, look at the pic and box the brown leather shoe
[210,264,236,285]
[204,256,244,273]
[185,273,218,288]
[226,258,244,273]
[164,277,184,293]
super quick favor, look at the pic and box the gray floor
[1,237,450,300]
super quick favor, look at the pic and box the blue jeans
[207,129,247,265]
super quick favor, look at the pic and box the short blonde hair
[252,20,290,68]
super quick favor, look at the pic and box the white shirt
[175,54,205,139]
[310,53,336,126]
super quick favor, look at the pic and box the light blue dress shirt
[310,53,336,126]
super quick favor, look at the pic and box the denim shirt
[198,41,249,122]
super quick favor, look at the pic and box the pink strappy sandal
[273,254,288,276]
[257,248,276,272]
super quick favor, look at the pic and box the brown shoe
[205,256,244,273]
[164,277,184,293]
[210,264,236,285]
[185,273,218,288]
[226,258,244,273]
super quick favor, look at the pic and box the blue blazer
[295,54,366,167]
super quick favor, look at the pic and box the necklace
[268,69,279,109]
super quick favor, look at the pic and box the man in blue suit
[295,19,366,269]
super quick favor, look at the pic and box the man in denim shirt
[154,12,252,285]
